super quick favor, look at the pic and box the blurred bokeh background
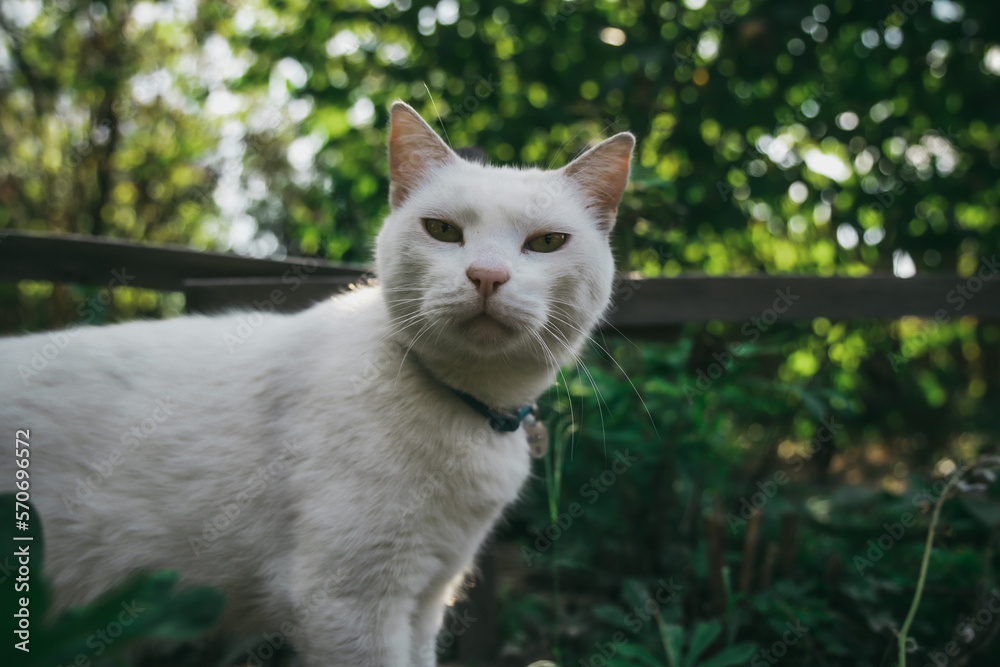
[2,0,1000,665]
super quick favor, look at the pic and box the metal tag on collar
[522,404,548,459]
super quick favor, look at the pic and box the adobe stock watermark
[524,168,574,219]
[418,608,477,664]
[600,113,631,135]
[877,0,932,34]
[671,8,738,71]
[750,620,810,666]
[222,261,321,352]
[348,317,409,393]
[189,439,303,557]
[852,512,918,575]
[853,471,963,575]
[240,578,476,667]
[391,426,491,518]
[546,0,581,29]
[238,569,346,667]
[682,288,800,403]
[448,75,499,124]
[726,414,843,531]
[921,588,1000,667]
[66,67,159,164]
[17,267,136,384]
[0,0,67,45]
[0,554,16,586]
[605,246,675,318]
[717,79,833,204]
[521,449,638,566]
[358,0,412,41]
[857,126,958,222]
[68,117,114,167]
[61,398,177,515]
[579,578,684,667]
[48,600,146,667]
[887,254,999,371]
[522,118,627,219]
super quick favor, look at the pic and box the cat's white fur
[0,102,633,665]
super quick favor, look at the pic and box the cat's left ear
[388,101,456,208]
[562,132,635,233]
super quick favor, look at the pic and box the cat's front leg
[292,594,415,667]
[409,570,468,667]
[409,593,446,667]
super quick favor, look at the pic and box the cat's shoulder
[296,282,389,336]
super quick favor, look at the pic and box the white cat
[0,102,633,665]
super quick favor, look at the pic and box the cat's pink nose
[467,267,510,299]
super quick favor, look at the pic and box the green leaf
[593,603,632,629]
[616,642,666,667]
[17,568,225,667]
[623,577,651,610]
[959,495,1000,527]
[697,643,759,667]
[684,619,722,667]
[659,621,685,667]
[138,585,227,639]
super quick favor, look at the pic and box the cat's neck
[410,346,559,411]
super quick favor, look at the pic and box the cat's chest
[392,421,531,526]
[341,341,533,522]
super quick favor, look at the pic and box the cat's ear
[562,132,635,233]
[388,101,456,208]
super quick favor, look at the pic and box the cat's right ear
[388,101,456,208]
[561,132,635,234]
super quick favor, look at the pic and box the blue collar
[451,388,533,432]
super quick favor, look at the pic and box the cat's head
[376,102,633,374]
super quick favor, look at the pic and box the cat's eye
[525,232,569,253]
[424,218,463,243]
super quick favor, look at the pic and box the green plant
[1,495,226,667]
[897,456,1000,667]
[659,619,758,667]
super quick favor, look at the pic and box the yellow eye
[424,218,463,243]
[526,232,568,253]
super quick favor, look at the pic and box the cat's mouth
[461,311,519,340]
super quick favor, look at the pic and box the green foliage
[4,0,999,271]
[0,494,225,667]
[509,333,1000,665]
[659,619,758,667]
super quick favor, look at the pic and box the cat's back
[0,285,382,422]
[0,286,394,494]
[0,287,390,615]
[1,308,275,459]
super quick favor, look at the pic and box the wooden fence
[3,231,999,334]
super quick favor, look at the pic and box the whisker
[556,365,575,461]
[540,320,609,460]
[546,311,659,439]
[395,320,434,388]
[376,311,427,346]
[423,81,453,149]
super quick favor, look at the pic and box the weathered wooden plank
[182,277,360,314]
[0,230,365,291]
[182,273,1000,326]
[607,273,1000,327]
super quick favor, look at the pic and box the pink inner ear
[388,105,454,207]
[585,154,631,210]
[564,134,634,214]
